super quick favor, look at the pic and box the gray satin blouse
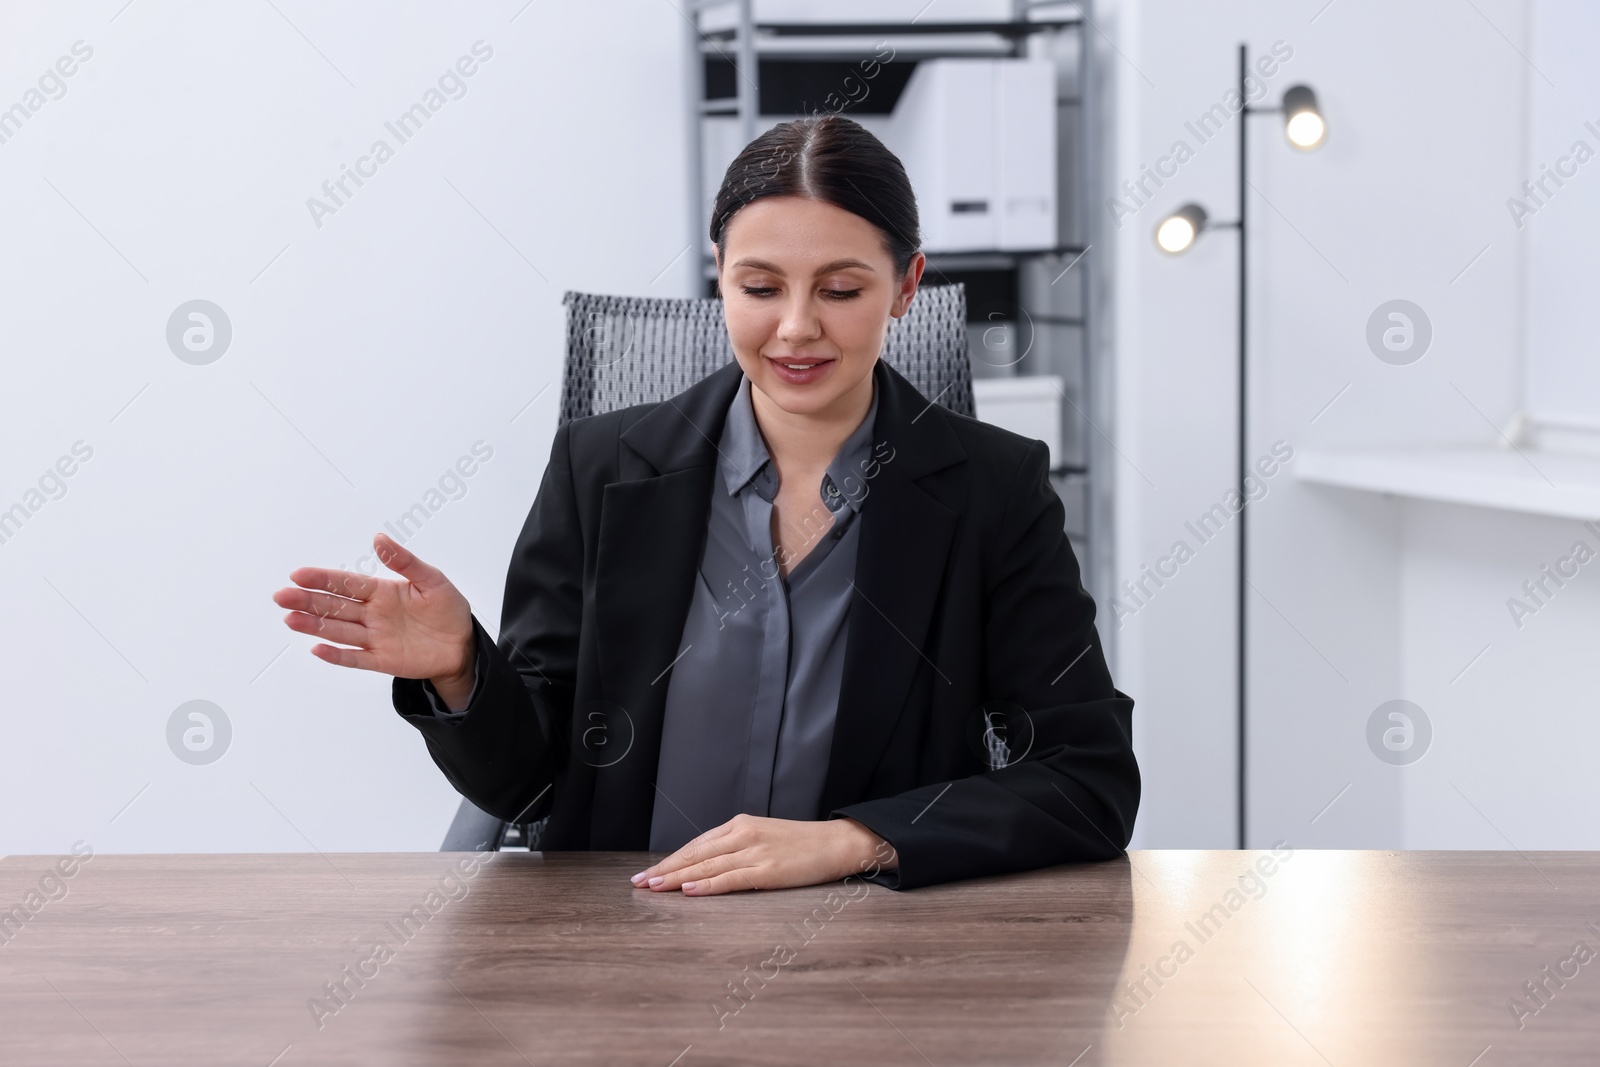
[647,373,880,851]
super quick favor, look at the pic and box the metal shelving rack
[684,0,1115,654]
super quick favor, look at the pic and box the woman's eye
[738,285,860,300]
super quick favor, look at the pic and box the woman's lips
[765,355,835,386]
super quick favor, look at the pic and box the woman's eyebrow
[729,257,876,275]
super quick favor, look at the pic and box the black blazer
[393,357,1139,890]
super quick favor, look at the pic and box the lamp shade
[1282,84,1325,149]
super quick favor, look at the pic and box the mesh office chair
[440,283,977,852]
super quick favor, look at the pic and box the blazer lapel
[590,359,743,847]
[817,359,967,817]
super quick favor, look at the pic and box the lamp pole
[1153,46,1323,850]
[1202,46,1265,852]
[1235,42,1250,852]
[1184,47,1253,851]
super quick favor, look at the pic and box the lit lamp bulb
[1155,203,1208,254]
[1282,85,1325,149]
[1156,216,1195,253]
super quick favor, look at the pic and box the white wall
[1398,500,1600,848]
[0,1,693,854]
[1109,0,1600,850]
[1393,0,1600,848]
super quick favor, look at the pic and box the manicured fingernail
[630,872,646,884]
[682,881,698,892]
[647,876,664,887]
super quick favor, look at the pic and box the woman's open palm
[273,532,473,682]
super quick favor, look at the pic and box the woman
[273,115,1139,893]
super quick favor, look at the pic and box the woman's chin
[758,381,849,418]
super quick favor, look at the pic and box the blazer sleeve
[420,637,489,718]
[391,420,583,826]
[831,438,1140,890]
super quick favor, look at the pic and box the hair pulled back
[709,114,921,278]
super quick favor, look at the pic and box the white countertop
[1297,445,1600,520]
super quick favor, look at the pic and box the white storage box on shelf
[973,374,1064,470]
[882,57,1057,253]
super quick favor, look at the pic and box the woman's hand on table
[630,814,897,895]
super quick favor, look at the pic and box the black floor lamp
[1154,44,1326,849]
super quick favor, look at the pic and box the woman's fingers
[283,611,368,649]
[287,566,379,602]
[645,836,728,879]
[309,642,382,671]
[647,850,762,893]
[372,532,448,592]
[681,869,761,895]
[272,586,367,624]
[282,536,471,680]
[633,820,741,883]
[630,817,877,895]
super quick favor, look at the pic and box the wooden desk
[1,849,1593,1064]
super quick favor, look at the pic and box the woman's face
[717,196,924,423]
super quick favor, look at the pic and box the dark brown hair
[709,114,921,277]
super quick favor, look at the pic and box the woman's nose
[776,297,821,345]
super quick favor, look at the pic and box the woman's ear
[891,252,926,318]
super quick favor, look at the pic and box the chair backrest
[558,283,973,424]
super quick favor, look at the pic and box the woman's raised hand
[273,532,474,686]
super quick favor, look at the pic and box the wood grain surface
[0,849,1594,1065]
